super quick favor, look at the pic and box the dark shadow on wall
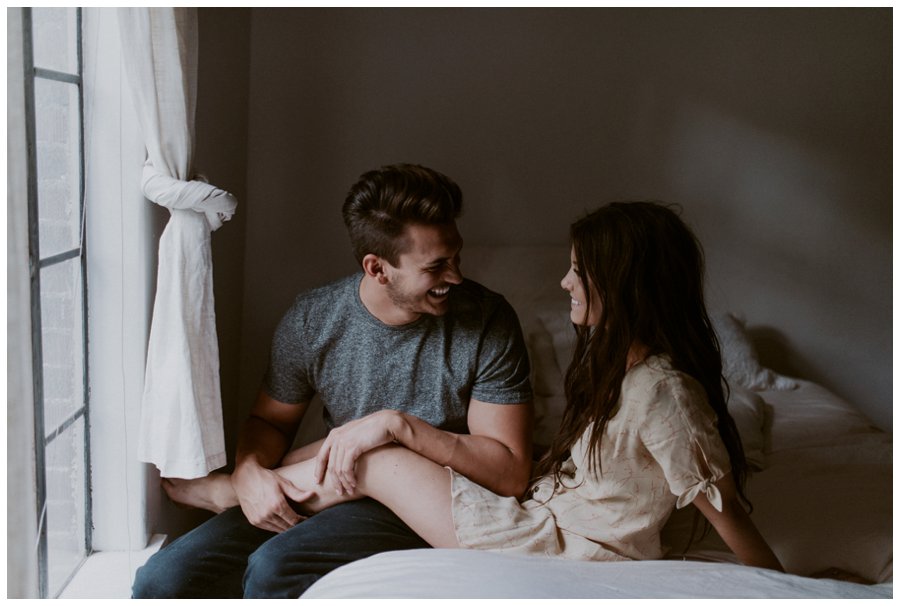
[749,326,805,379]
[749,325,857,412]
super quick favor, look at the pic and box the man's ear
[362,254,389,284]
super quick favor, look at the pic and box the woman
[168,201,782,570]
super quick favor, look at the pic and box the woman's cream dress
[450,355,730,561]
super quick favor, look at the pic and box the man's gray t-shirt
[264,274,533,434]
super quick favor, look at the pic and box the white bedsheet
[302,548,892,599]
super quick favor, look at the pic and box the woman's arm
[691,474,784,572]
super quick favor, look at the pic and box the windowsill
[59,534,166,599]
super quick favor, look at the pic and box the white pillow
[712,313,798,391]
[538,310,798,392]
[725,385,768,471]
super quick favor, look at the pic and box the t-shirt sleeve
[262,306,314,405]
[638,376,731,511]
[470,297,533,405]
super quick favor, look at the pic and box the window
[22,7,91,598]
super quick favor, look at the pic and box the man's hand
[231,460,316,533]
[314,410,404,495]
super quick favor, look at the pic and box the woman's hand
[313,410,405,496]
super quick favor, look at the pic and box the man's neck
[358,274,419,326]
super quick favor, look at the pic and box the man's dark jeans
[131,498,430,598]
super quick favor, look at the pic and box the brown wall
[196,8,891,458]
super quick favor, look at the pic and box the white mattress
[303,549,892,599]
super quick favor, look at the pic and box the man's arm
[314,399,533,498]
[398,399,533,497]
[232,389,313,532]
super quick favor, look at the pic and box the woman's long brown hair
[534,202,750,509]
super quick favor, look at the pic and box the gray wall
[198,8,891,452]
[196,8,251,461]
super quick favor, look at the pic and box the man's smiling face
[383,221,464,321]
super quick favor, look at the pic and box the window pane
[45,418,87,597]
[40,259,85,434]
[32,7,78,74]
[35,78,81,259]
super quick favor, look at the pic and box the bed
[302,245,892,599]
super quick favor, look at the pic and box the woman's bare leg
[272,445,460,548]
[162,473,238,513]
[163,439,327,512]
[164,444,461,549]
[360,446,460,548]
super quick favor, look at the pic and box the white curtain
[118,8,236,479]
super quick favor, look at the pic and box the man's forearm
[281,438,325,466]
[235,416,293,471]
[392,412,532,497]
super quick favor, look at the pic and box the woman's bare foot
[162,473,239,513]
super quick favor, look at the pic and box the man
[132,163,533,598]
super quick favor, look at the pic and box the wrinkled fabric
[141,163,236,230]
[119,7,235,478]
[302,549,894,599]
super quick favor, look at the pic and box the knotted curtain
[119,7,236,478]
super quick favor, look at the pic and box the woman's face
[561,246,602,326]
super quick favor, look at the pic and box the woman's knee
[354,443,426,494]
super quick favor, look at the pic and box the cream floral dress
[450,355,730,561]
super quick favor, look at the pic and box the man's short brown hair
[342,164,463,265]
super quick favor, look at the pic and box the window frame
[21,7,92,598]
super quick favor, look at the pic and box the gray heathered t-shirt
[263,273,533,434]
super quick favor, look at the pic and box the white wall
[83,8,157,550]
[8,7,40,598]
[226,8,890,439]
